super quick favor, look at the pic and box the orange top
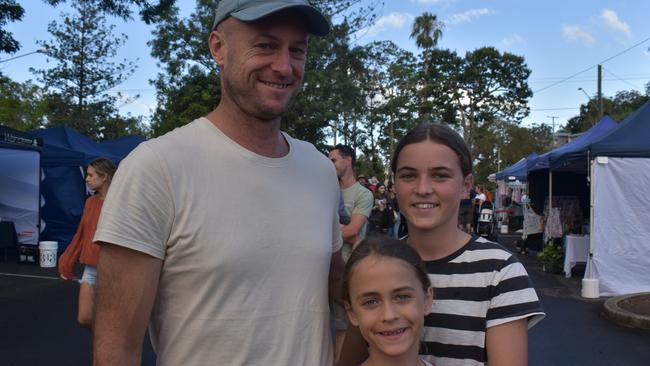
[58,195,104,279]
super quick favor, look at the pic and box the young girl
[342,236,435,366]
[341,123,545,366]
[58,157,116,331]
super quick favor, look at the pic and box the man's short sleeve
[94,144,174,259]
[353,186,374,218]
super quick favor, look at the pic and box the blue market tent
[495,153,538,182]
[528,116,617,173]
[526,116,617,216]
[32,126,143,164]
[30,127,144,250]
[591,101,650,157]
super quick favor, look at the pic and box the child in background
[342,236,435,366]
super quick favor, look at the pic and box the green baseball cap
[212,0,331,36]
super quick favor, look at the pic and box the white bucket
[39,241,58,268]
[581,278,600,298]
[500,225,508,234]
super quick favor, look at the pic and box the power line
[530,107,579,111]
[602,66,645,91]
[533,36,650,94]
[529,76,650,84]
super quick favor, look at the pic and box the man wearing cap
[92,1,343,365]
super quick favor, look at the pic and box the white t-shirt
[95,118,342,365]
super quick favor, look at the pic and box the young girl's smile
[394,140,471,234]
[346,254,433,361]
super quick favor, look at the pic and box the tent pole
[548,170,553,246]
[588,150,593,255]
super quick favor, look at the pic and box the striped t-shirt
[418,236,545,366]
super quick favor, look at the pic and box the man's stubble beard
[221,74,303,121]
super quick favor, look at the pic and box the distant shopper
[58,157,116,332]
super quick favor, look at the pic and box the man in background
[328,143,373,359]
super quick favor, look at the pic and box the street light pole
[0,47,48,64]
[578,87,600,126]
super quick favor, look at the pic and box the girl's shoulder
[465,236,514,258]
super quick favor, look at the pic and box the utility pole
[547,115,558,146]
[547,115,558,133]
[597,64,604,120]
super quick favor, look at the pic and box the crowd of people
[56,1,545,365]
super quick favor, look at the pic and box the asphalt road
[1,236,648,365]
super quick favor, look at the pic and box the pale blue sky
[3,0,650,130]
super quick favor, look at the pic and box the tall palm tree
[410,12,444,50]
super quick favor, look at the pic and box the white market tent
[587,101,650,296]
[0,126,41,245]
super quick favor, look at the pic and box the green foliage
[150,67,220,137]
[0,0,24,54]
[356,153,386,183]
[44,0,176,23]
[410,12,444,50]
[565,90,649,133]
[473,120,553,184]
[0,76,46,130]
[410,12,443,50]
[418,47,532,154]
[31,0,140,140]
[537,243,564,273]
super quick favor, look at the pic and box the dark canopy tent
[31,127,144,250]
[495,152,538,182]
[591,101,650,157]
[528,116,617,172]
[32,126,143,164]
[526,116,617,215]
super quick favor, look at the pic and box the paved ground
[1,236,649,365]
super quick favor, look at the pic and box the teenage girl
[341,123,545,366]
[342,236,435,366]
[59,157,116,331]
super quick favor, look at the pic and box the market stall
[588,101,650,296]
[0,126,42,246]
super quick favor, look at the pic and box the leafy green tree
[0,76,46,130]
[418,47,532,154]
[44,0,176,24]
[473,120,553,184]
[565,89,649,133]
[31,0,143,139]
[0,0,24,54]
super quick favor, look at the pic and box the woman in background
[58,157,116,332]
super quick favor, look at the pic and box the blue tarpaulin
[495,152,538,182]
[30,127,144,249]
[528,116,617,172]
[591,101,650,157]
